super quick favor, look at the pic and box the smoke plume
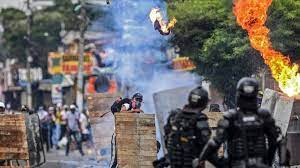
[101,0,199,113]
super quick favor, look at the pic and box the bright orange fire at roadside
[234,0,300,97]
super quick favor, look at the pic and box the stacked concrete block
[87,93,120,123]
[87,93,120,167]
[0,114,29,161]
[115,113,156,168]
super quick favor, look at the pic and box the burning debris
[234,0,300,97]
[149,8,177,35]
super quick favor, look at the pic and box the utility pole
[26,0,33,109]
[76,0,87,113]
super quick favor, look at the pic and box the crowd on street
[37,103,92,156]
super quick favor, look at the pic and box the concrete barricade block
[115,113,157,168]
[0,114,29,160]
[87,93,120,167]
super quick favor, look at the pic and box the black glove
[153,157,169,168]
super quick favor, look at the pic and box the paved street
[40,144,107,168]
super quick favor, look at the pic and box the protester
[60,105,69,140]
[0,102,7,166]
[120,103,130,112]
[49,107,61,149]
[79,110,89,142]
[21,105,30,113]
[48,106,57,149]
[55,104,63,146]
[0,102,5,114]
[111,93,144,113]
[65,104,84,156]
[38,106,50,152]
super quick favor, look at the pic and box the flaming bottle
[149,8,177,35]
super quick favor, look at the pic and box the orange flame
[234,0,300,97]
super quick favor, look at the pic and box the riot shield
[25,113,46,167]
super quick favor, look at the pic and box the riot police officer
[154,86,212,168]
[197,77,287,168]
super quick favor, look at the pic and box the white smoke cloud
[101,0,200,114]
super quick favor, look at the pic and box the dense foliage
[0,0,102,76]
[168,0,300,106]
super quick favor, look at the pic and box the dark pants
[0,160,5,166]
[41,127,50,152]
[60,124,67,140]
[65,130,84,156]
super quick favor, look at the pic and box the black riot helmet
[132,93,143,102]
[188,86,209,109]
[236,77,259,111]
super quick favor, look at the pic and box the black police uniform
[166,105,211,168]
[154,86,211,168]
[199,77,281,168]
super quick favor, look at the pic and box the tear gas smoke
[102,0,200,114]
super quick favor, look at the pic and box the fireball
[234,0,300,97]
[149,8,177,35]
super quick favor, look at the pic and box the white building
[0,0,109,11]
[0,0,54,11]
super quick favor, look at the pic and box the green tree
[0,8,27,62]
[267,0,300,59]
[168,0,300,106]
[0,0,103,76]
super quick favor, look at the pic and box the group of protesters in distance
[37,103,91,156]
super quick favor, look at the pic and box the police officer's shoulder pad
[197,113,208,120]
[169,108,181,117]
[257,108,271,118]
[197,120,209,129]
[170,108,181,114]
[217,118,230,128]
[223,109,237,120]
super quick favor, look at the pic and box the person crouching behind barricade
[120,103,130,112]
[0,101,6,166]
[0,102,5,114]
[111,93,144,114]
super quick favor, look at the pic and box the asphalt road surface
[40,143,108,168]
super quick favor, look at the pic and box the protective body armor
[202,108,278,168]
[226,109,268,167]
[165,106,211,168]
